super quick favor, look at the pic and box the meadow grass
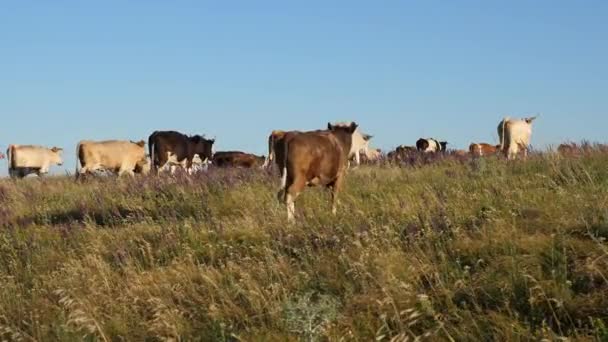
[0,152,607,341]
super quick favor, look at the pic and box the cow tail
[280,139,289,196]
[148,133,156,174]
[75,142,81,176]
[500,117,507,152]
[7,145,13,172]
[268,134,274,164]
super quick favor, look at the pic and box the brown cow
[279,122,358,222]
[469,143,500,157]
[212,151,265,168]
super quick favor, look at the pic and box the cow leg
[284,176,306,222]
[328,176,343,215]
[37,165,49,177]
[118,167,135,177]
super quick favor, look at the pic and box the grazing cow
[7,144,64,178]
[76,140,150,178]
[416,138,448,153]
[497,116,537,160]
[360,148,382,164]
[279,122,358,222]
[148,131,215,174]
[557,143,584,156]
[387,145,417,161]
[469,143,500,157]
[453,149,469,157]
[212,151,266,168]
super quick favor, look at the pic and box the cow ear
[525,116,537,123]
[349,122,358,133]
[363,134,373,141]
[136,140,146,147]
[51,147,62,152]
[327,122,333,130]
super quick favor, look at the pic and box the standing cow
[497,116,537,160]
[416,138,448,153]
[76,140,150,178]
[148,131,215,174]
[266,123,372,171]
[279,122,358,222]
[7,145,64,178]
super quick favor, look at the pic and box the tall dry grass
[0,151,607,341]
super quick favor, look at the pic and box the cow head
[328,122,358,134]
[50,147,64,166]
[525,116,538,124]
[440,142,448,151]
[190,135,215,160]
[131,140,146,147]
[135,156,151,175]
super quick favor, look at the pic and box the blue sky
[1,1,607,175]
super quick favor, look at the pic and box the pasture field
[0,152,607,341]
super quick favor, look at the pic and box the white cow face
[50,147,64,166]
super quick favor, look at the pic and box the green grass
[0,153,607,341]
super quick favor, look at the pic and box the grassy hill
[0,152,607,341]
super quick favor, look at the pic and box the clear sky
[1,1,607,175]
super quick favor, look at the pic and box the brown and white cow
[212,151,266,168]
[416,138,448,153]
[266,123,372,170]
[76,140,150,178]
[279,122,358,222]
[7,144,64,178]
[469,143,500,157]
[148,131,215,174]
[497,116,537,160]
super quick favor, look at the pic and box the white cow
[7,144,64,178]
[332,122,373,166]
[497,116,537,160]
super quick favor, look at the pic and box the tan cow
[279,122,358,222]
[76,140,150,178]
[497,116,537,160]
[7,144,64,178]
[469,143,500,157]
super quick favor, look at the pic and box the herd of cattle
[0,115,581,220]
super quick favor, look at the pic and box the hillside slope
[0,154,607,341]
